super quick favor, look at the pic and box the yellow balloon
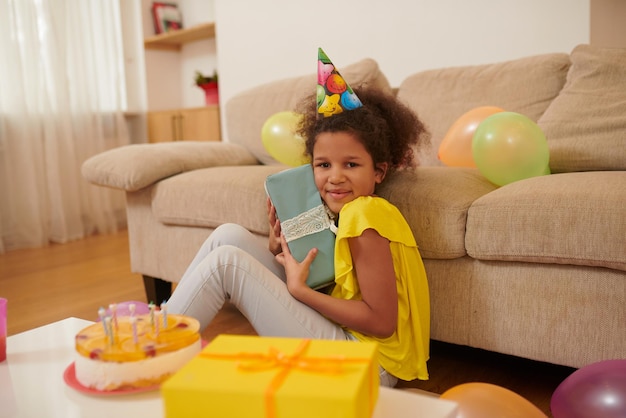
[439,106,504,167]
[472,112,550,186]
[261,111,310,166]
[441,383,547,418]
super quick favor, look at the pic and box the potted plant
[195,70,219,105]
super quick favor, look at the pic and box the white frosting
[75,338,201,391]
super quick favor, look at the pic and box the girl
[167,84,430,386]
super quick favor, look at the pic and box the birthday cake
[74,304,201,391]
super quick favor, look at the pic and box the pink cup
[0,298,7,362]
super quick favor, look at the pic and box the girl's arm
[277,228,398,338]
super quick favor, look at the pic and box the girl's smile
[312,131,387,214]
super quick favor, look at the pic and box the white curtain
[0,0,130,253]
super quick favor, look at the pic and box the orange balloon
[438,106,504,167]
[440,383,547,418]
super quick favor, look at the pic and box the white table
[1,318,457,418]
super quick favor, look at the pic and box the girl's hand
[267,197,282,255]
[275,233,317,299]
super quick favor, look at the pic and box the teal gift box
[265,164,336,289]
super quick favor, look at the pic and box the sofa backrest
[226,45,626,173]
[396,53,571,167]
[537,44,626,173]
[225,58,392,165]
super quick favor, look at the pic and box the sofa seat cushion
[397,53,570,167]
[151,165,285,235]
[226,58,392,165]
[538,44,626,173]
[466,171,626,271]
[377,167,497,260]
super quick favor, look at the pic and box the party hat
[317,48,362,118]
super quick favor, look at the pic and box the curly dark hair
[295,86,428,174]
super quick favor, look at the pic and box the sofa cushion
[377,167,497,259]
[151,165,284,235]
[537,44,626,173]
[466,171,626,271]
[226,58,392,165]
[397,53,571,167]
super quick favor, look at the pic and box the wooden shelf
[144,22,215,51]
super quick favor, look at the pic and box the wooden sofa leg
[142,275,172,304]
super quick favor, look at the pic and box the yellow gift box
[161,335,379,418]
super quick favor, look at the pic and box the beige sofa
[83,44,626,370]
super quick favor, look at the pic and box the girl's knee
[214,223,242,233]
[213,223,248,239]
[209,223,250,247]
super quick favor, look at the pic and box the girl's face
[312,131,387,214]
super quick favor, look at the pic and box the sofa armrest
[82,141,260,191]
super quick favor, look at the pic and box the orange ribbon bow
[201,339,374,418]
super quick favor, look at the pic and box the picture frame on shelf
[151,2,183,34]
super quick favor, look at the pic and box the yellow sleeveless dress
[330,196,430,380]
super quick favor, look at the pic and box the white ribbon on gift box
[281,204,337,243]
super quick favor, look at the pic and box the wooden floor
[0,229,575,416]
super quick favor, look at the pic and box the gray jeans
[167,223,397,387]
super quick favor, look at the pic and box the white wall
[141,0,217,111]
[215,0,589,139]
[178,0,217,108]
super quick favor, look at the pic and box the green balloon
[472,112,550,186]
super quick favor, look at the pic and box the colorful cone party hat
[317,48,363,118]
